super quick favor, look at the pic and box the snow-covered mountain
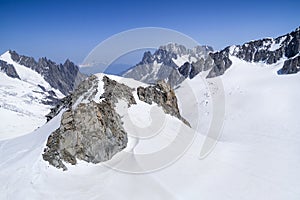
[124,27,300,86]
[123,43,213,86]
[0,51,85,139]
[1,57,300,199]
[206,26,300,78]
[1,27,300,200]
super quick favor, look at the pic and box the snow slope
[0,51,64,139]
[1,59,300,199]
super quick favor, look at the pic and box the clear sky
[0,0,299,65]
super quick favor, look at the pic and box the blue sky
[0,0,299,65]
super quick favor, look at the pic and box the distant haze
[80,48,155,75]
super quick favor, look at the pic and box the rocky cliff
[278,54,300,74]
[137,80,190,127]
[0,60,20,79]
[43,75,136,170]
[9,50,86,95]
[43,75,188,170]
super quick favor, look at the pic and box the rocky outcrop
[137,80,190,127]
[43,75,136,170]
[206,47,232,78]
[168,54,213,82]
[101,76,136,106]
[178,62,192,79]
[278,54,300,74]
[43,100,127,171]
[9,50,86,95]
[0,60,20,79]
[43,75,190,170]
[45,95,72,121]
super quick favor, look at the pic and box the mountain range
[123,43,213,86]
[124,27,300,86]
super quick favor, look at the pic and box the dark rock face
[137,80,190,127]
[43,75,136,170]
[171,54,215,81]
[207,47,232,78]
[278,55,300,74]
[101,76,136,106]
[189,59,203,78]
[178,62,192,78]
[153,48,178,68]
[233,37,291,64]
[167,68,186,87]
[123,48,178,84]
[46,95,72,121]
[0,60,20,79]
[123,43,213,85]
[43,101,127,171]
[9,51,86,95]
[284,29,300,58]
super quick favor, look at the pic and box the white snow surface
[0,51,64,98]
[269,36,286,51]
[0,71,51,139]
[1,59,300,199]
[172,54,190,67]
[0,51,64,139]
[172,55,198,67]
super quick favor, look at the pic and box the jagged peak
[141,51,153,61]
[63,58,74,66]
[193,45,214,54]
[7,50,21,60]
[0,49,85,95]
[38,57,57,66]
[38,56,48,61]
[8,49,17,55]
[159,42,185,49]
[159,43,187,55]
[158,43,213,56]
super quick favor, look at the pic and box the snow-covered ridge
[0,51,64,98]
[0,69,52,139]
[124,27,300,84]
[0,50,86,139]
[205,26,300,78]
